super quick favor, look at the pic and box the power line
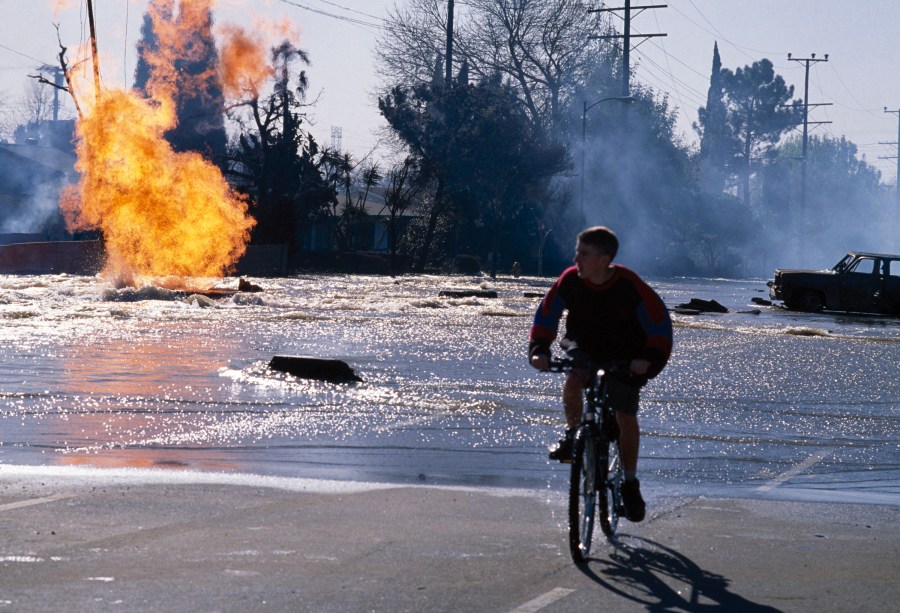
[307,0,384,21]
[276,0,384,31]
[678,0,783,59]
[0,42,51,67]
[650,8,691,114]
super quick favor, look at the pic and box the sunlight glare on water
[0,273,898,503]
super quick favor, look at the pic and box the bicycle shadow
[576,535,782,612]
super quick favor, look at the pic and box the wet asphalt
[0,473,897,612]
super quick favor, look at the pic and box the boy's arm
[633,279,673,377]
[528,279,566,361]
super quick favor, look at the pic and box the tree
[681,192,754,275]
[134,0,227,162]
[759,135,889,268]
[577,81,699,273]
[376,0,608,139]
[379,71,568,273]
[382,156,426,275]
[317,153,382,251]
[695,42,736,194]
[720,59,800,205]
[227,41,333,250]
[457,0,607,137]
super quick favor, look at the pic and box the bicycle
[548,356,626,563]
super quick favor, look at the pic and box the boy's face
[574,240,611,281]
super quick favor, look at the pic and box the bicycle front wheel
[598,436,623,538]
[568,425,598,563]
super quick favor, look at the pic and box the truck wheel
[794,290,824,312]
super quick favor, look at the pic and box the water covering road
[1,273,898,505]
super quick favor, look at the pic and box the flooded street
[1,273,898,505]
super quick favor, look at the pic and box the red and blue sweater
[529,265,672,382]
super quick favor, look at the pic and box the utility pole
[86,0,102,103]
[37,65,66,121]
[589,2,667,97]
[880,108,900,205]
[787,53,830,216]
[445,0,455,86]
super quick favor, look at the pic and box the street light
[581,95,634,216]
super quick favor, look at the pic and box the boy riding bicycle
[529,226,672,522]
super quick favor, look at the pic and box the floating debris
[268,355,363,383]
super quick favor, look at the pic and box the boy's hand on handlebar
[530,354,550,371]
[630,359,651,376]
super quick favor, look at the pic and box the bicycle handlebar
[546,356,629,376]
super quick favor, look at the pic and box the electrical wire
[0,43,52,67]
[650,7,691,115]
[276,0,384,32]
[307,0,385,21]
[680,0,783,60]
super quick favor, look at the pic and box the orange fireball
[61,0,262,286]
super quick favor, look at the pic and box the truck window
[848,258,876,274]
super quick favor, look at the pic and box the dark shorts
[604,375,641,416]
[568,368,642,416]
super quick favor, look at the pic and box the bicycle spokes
[568,428,598,563]
[599,439,623,538]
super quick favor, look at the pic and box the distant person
[511,261,521,278]
[528,226,672,522]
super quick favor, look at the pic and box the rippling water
[1,272,898,504]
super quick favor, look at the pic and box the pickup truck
[768,251,900,315]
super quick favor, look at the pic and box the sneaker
[621,478,646,522]
[548,431,575,463]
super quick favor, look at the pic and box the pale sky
[1,1,898,184]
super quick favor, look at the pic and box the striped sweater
[529,265,672,382]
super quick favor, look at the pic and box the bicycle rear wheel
[598,436,623,538]
[568,425,597,563]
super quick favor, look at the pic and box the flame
[218,24,274,98]
[52,0,76,14]
[61,0,261,287]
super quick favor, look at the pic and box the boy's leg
[615,411,640,475]
[607,378,646,522]
[549,370,589,462]
[562,371,587,429]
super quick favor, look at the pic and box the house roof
[338,186,421,219]
[0,143,77,180]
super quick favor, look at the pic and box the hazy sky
[1,1,898,184]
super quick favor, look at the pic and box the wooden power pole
[787,53,831,215]
[589,2,667,97]
[445,0,455,86]
[880,108,900,205]
[86,0,102,103]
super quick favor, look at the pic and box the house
[0,120,78,240]
[304,186,419,254]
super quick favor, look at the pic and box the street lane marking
[508,588,576,613]
[0,493,75,513]
[756,448,833,492]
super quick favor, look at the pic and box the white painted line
[508,588,576,613]
[756,448,833,492]
[0,493,75,513]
